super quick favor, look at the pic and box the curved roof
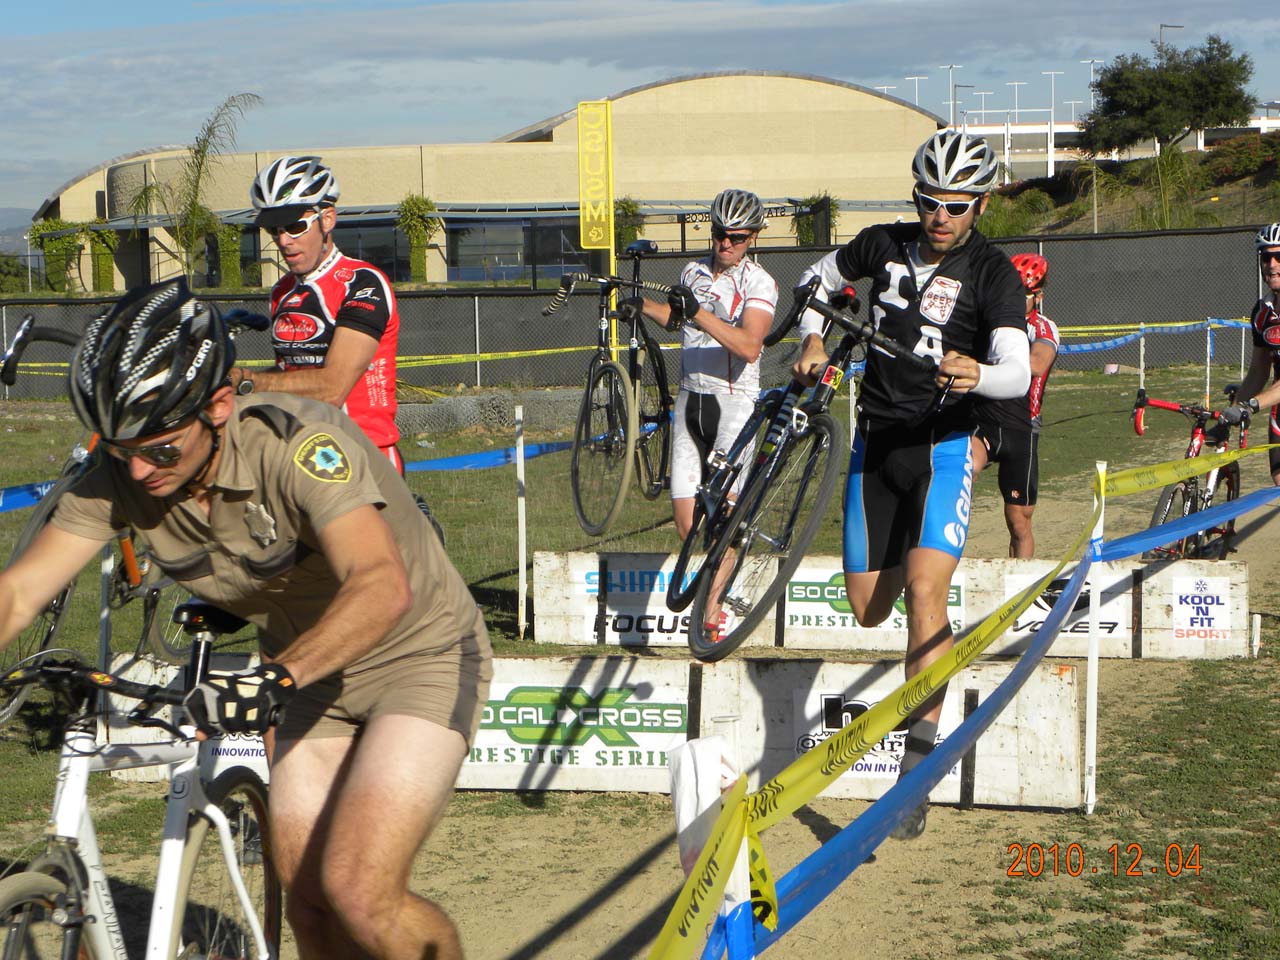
[33,144,186,222]
[495,70,944,142]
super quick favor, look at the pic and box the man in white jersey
[630,189,779,638]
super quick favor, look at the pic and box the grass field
[0,364,1277,958]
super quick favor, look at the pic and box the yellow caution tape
[1105,444,1280,498]
[648,775,748,960]
[747,828,778,931]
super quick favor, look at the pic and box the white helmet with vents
[1255,223,1280,250]
[912,131,1000,195]
[250,156,340,227]
[710,189,767,231]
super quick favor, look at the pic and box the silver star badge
[244,502,277,547]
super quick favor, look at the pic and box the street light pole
[1158,23,1183,47]
[904,75,928,106]
[23,233,30,292]
[1043,70,1064,177]
[938,64,962,127]
[1006,81,1026,122]
[875,85,897,96]
[973,90,994,122]
[1064,100,1083,122]
[954,84,974,129]
[1080,58,1102,111]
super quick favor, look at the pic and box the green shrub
[1204,132,1279,183]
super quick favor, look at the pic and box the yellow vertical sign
[577,101,615,257]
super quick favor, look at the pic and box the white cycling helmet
[912,130,1000,195]
[250,156,340,227]
[1255,223,1280,250]
[710,189,767,232]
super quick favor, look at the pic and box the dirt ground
[402,454,1280,960]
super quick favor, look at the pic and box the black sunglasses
[914,190,981,218]
[1260,250,1280,264]
[712,229,753,245]
[100,436,188,466]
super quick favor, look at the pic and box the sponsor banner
[996,564,1133,655]
[791,670,962,788]
[782,558,963,648]
[576,100,614,251]
[458,657,690,792]
[1171,575,1230,642]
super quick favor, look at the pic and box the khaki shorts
[276,606,493,746]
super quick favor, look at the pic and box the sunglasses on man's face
[99,434,189,467]
[1260,250,1280,264]
[712,229,753,246]
[268,211,321,239]
[914,191,982,218]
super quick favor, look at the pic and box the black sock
[898,719,939,778]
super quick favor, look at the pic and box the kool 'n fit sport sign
[577,100,614,251]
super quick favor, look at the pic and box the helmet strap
[183,412,222,493]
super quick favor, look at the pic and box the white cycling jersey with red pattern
[269,246,400,448]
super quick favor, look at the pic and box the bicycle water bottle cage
[790,406,810,436]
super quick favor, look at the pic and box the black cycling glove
[667,284,701,327]
[1219,398,1259,425]
[183,662,296,736]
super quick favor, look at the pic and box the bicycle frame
[1133,388,1248,502]
[35,723,271,960]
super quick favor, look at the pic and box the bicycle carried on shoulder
[0,601,281,959]
[542,241,675,536]
[671,278,939,661]
[0,312,267,725]
[1131,384,1247,560]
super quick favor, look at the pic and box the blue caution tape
[1058,332,1144,355]
[1058,318,1249,355]
[1096,486,1280,562]
[405,440,573,472]
[0,480,61,515]
[703,555,1093,959]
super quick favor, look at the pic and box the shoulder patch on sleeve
[240,403,306,441]
[294,433,352,483]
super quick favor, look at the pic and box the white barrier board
[533,551,1251,659]
[457,656,1081,808]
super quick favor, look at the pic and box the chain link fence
[1,225,1266,403]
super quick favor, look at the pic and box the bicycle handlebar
[798,285,937,375]
[0,657,187,707]
[1131,387,1240,437]
[541,273,675,317]
[1,310,269,386]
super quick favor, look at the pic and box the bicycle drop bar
[1132,388,1233,437]
[802,294,938,375]
[541,273,675,317]
[1,316,80,385]
[1,659,186,707]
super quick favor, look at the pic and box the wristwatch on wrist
[236,371,255,396]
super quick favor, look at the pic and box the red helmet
[1010,252,1048,292]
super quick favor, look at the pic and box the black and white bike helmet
[711,189,767,232]
[1256,223,1280,250]
[70,279,234,441]
[250,156,341,227]
[912,130,1000,194]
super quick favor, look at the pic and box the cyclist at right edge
[1219,224,1280,480]
[792,130,1029,840]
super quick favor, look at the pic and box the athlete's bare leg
[270,715,467,960]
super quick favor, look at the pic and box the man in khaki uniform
[0,279,491,960]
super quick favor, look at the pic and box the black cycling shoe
[414,493,446,545]
[890,800,928,841]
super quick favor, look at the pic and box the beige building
[36,72,943,291]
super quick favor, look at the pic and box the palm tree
[128,93,262,283]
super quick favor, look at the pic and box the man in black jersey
[793,130,1029,839]
[1220,224,1280,483]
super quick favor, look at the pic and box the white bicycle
[0,602,281,959]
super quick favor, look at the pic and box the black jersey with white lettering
[834,223,1025,429]
[1250,296,1280,377]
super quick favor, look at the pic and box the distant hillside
[0,208,34,256]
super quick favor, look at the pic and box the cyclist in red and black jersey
[1222,224,1280,484]
[230,157,401,469]
[793,130,1029,841]
[972,252,1060,558]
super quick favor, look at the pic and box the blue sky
[1,0,1274,211]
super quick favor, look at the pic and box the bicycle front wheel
[1196,463,1240,560]
[1142,479,1200,560]
[688,412,843,662]
[634,339,672,501]
[0,871,94,959]
[571,360,637,536]
[172,769,282,960]
[0,471,79,725]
